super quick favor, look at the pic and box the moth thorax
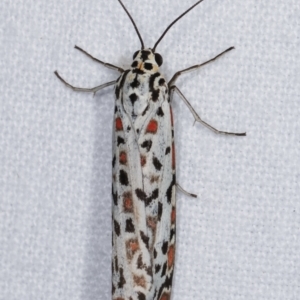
[123,76,150,121]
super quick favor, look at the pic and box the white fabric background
[1,0,299,299]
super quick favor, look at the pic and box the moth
[54,0,246,299]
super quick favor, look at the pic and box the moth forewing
[112,52,175,298]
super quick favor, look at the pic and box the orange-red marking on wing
[146,119,158,134]
[129,240,139,252]
[126,239,139,260]
[119,151,127,164]
[171,207,176,224]
[160,292,170,300]
[172,143,176,169]
[140,155,146,167]
[123,196,133,212]
[167,245,175,269]
[133,275,146,288]
[115,117,123,131]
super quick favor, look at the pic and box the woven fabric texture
[1,0,299,299]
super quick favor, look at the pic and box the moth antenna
[118,0,145,50]
[153,0,204,52]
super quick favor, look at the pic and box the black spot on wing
[119,170,129,186]
[114,220,120,236]
[152,90,160,102]
[118,267,126,288]
[159,78,165,86]
[149,73,160,91]
[155,264,161,274]
[117,136,125,146]
[153,156,162,171]
[166,174,176,204]
[170,228,175,241]
[157,272,174,300]
[116,70,130,98]
[125,218,135,233]
[157,275,173,300]
[147,189,158,205]
[150,188,159,201]
[146,266,153,276]
[137,254,145,269]
[161,262,167,277]
[149,73,161,102]
[165,147,170,154]
[142,105,149,116]
[112,155,116,167]
[140,231,149,249]
[161,241,168,255]
[167,271,174,287]
[166,184,172,204]
[138,292,146,300]
[130,75,140,88]
[141,140,152,152]
[154,248,157,259]
[158,202,163,221]
[157,107,164,117]
[135,188,147,201]
[129,93,138,105]
[145,189,157,206]
[135,188,158,206]
[112,185,118,205]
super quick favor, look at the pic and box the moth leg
[168,47,234,86]
[170,85,246,136]
[54,71,116,94]
[74,45,124,73]
[176,183,197,198]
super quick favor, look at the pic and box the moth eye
[154,53,163,66]
[133,50,139,60]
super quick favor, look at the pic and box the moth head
[131,49,163,72]
[118,0,204,68]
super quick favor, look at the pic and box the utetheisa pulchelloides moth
[55,0,246,299]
